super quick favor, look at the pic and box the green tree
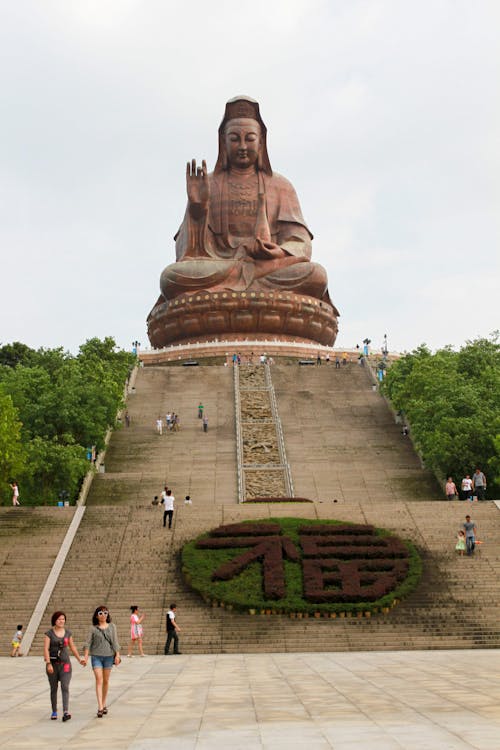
[22,437,89,504]
[382,335,500,497]
[0,337,136,505]
[0,341,37,368]
[0,387,25,503]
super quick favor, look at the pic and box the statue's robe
[159,171,331,303]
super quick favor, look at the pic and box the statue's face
[224,118,261,169]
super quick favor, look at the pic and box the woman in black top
[43,611,84,721]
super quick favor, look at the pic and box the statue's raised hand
[186,159,209,208]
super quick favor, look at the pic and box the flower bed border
[243,497,313,503]
[181,517,422,617]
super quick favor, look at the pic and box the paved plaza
[1,650,499,749]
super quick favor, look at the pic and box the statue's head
[214,96,272,175]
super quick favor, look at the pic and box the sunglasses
[97,610,109,616]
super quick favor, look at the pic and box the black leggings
[47,661,72,712]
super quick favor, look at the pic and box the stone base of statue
[147,291,338,348]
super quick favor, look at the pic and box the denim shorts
[91,655,114,669]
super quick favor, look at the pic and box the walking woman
[82,606,121,718]
[127,605,145,657]
[44,611,84,721]
[10,481,20,506]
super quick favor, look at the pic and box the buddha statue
[148,96,338,347]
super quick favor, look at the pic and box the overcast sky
[1,0,498,355]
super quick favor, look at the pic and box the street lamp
[132,340,141,355]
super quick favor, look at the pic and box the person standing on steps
[198,402,204,419]
[461,474,473,501]
[463,515,477,556]
[162,489,175,528]
[10,481,20,506]
[455,530,466,556]
[202,416,208,433]
[164,603,182,654]
[445,477,458,501]
[472,468,487,501]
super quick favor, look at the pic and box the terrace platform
[1,651,499,749]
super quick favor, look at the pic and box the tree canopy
[382,335,500,497]
[0,386,25,491]
[0,338,135,505]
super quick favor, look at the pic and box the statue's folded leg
[259,261,329,300]
[160,259,241,299]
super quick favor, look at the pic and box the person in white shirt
[10,481,20,506]
[161,489,175,528]
[164,603,181,655]
[461,474,473,501]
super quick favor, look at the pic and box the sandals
[102,706,108,715]
[97,709,104,718]
[62,713,71,722]
[51,711,58,720]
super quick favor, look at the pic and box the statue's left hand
[250,238,286,260]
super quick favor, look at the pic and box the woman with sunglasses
[82,606,121,718]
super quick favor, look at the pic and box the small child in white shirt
[11,624,23,657]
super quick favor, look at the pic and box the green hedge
[181,517,422,616]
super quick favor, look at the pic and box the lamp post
[132,340,141,355]
[382,334,388,358]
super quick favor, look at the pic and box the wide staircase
[0,507,75,656]
[21,361,500,654]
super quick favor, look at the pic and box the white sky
[1,0,498,355]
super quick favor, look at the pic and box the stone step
[7,361,497,656]
[0,507,76,656]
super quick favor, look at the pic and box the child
[11,624,23,656]
[455,530,466,556]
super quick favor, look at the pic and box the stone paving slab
[1,650,499,749]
